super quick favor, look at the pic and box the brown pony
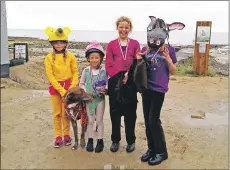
[63,86,92,150]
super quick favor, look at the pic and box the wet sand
[1,76,228,169]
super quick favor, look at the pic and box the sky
[5,1,229,32]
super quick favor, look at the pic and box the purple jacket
[105,38,140,78]
[142,45,177,93]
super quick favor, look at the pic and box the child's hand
[163,48,173,64]
[136,50,146,60]
[101,88,108,95]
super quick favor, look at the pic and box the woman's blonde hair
[116,16,133,31]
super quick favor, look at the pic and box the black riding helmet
[85,48,105,62]
[85,41,105,62]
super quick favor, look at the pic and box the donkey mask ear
[167,22,185,31]
[149,16,156,21]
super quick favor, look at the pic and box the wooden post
[1,1,10,78]
[193,21,212,76]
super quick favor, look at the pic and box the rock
[170,77,177,80]
[104,164,112,170]
[191,111,205,119]
[191,115,204,119]
[120,165,125,170]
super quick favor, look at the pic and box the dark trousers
[108,72,137,145]
[142,89,167,154]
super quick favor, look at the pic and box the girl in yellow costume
[44,27,79,148]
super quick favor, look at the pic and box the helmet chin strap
[50,41,68,54]
[95,62,101,69]
[90,63,101,70]
[52,44,67,54]
[53,47,66,54]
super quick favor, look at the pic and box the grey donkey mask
[147,16,185,49]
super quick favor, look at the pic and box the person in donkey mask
[136,16,185,166]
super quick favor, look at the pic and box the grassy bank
[8,36,220,78]
[175,56,216,77]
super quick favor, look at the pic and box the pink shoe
[64,135,72,146]
[54,136,63,148]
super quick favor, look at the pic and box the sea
[8,29,228,45]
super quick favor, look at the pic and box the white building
[1,1,10,78]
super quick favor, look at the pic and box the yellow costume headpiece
[44,27,71,42]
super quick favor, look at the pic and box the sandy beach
[1,37,229,169]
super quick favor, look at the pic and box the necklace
[118,38,130,61]
[147,47,161,71]
[90,66,101,94]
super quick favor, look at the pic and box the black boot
[126,143,135,153]
[86,138,94,152]
[110,142,119,152]
[148,152,168,166]
[95,139,104,153]
[141,149,153,162]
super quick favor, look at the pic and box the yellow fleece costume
[44,26,79,138]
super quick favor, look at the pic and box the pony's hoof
[80,144,85,148]
[80,139,86,148]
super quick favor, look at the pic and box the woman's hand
[123,71,129,84]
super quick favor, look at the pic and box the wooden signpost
[193,21,212,76]
[14,43,29,62]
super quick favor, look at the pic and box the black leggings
[142,89,167,154]
[108,96,137,145]
[108,72,137,145]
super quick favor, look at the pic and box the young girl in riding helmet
[79,41,108,153]
[44,27,79,148]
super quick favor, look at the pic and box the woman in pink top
[105,16,140,153]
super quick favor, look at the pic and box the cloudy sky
[5,1,229,32]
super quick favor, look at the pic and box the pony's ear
[63,91,69,101]
[167,22,185,31]
[79,88,93,101]
[81,94,93,101]
[149,16,156,21]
